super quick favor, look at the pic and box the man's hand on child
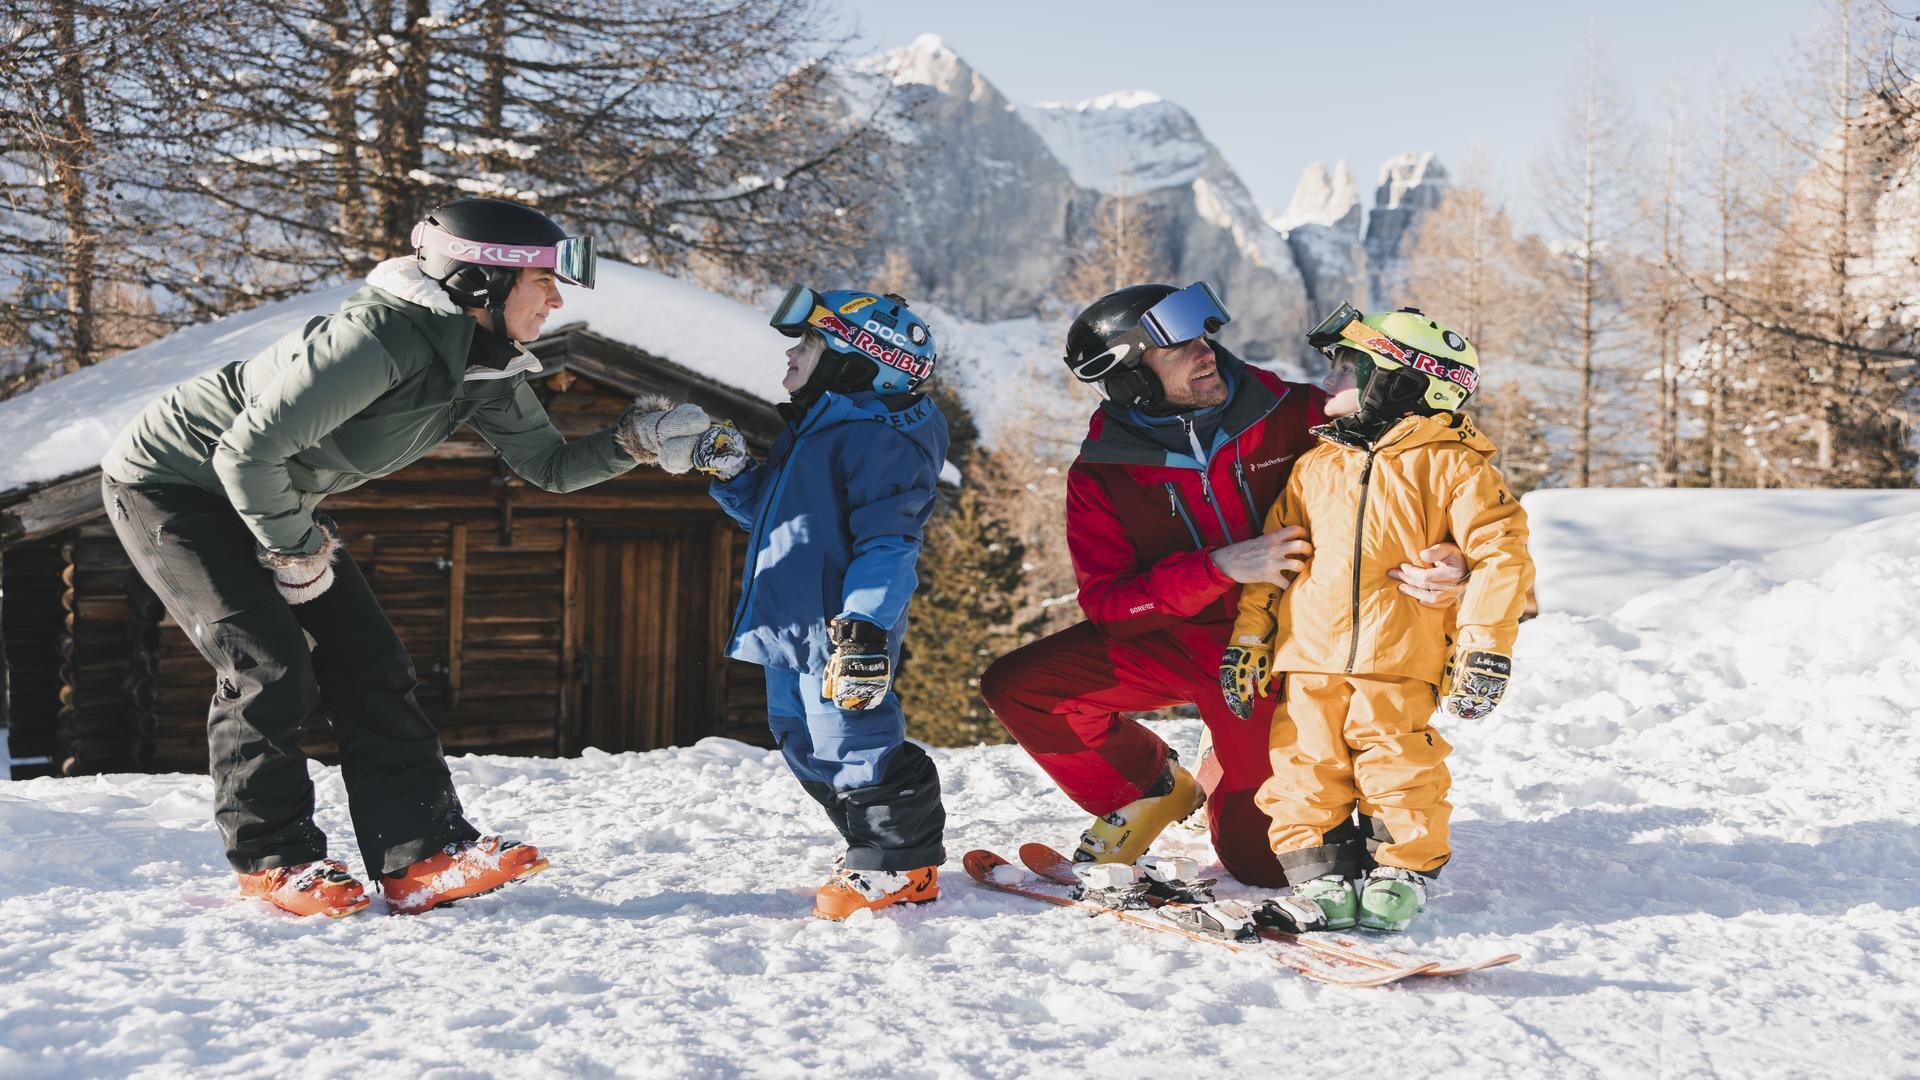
[1389,543,1468,608]
[1441,649,1511,719]
[1219,643,1275,720]
[1210,526,1313,586]
[823,617,891,711]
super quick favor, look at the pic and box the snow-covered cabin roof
[0,262,819,499]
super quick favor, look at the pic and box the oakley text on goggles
[412,221,596,289]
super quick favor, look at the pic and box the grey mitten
[615,396,711,467]
[257,513,343,605]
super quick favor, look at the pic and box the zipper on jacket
[1231,456,1261,530]
[1345,450,1377,674]
[1163,482,1205,549]
[1181,416,1238,543]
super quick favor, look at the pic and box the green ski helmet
[1308,304,1481,418]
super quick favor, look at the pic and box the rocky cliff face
[1363,152,1450,303]
[843,37,1077,322]
[839,36,1447,366]
[1271,160,1366,318]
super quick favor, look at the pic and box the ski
[1017,843,1518,979]
[964,849,1434,988]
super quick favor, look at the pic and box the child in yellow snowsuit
[1220,305,1533,932]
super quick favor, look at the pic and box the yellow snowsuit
[1237,411,1532,880]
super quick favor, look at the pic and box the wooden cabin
[0,326,788,779]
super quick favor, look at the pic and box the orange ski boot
[811,865,939,921]
[381,836,550,915]
[237,858,371,918]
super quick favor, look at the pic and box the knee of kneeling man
[977,654,1018,711]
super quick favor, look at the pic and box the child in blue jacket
[675,285,949,919]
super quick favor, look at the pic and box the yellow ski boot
[1072,759,1204,865]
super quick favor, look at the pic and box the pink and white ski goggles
[410,221,596,289]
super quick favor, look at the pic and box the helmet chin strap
[1354,367,1431,424]
[1103,365,1169,413]
[487,268,519,341]
[487,297,512,340]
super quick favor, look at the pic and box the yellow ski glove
[822,617,891,711]
[1219,644,1275,721]
[691,421,749,480]
[1441,649,1511,720]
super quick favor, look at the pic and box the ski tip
[1016,842,1075,878]
[962,849,1011,883]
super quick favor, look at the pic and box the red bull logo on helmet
[811,311,933,380]
[1364,334,1477,394]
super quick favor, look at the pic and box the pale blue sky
[837,0,1819,215]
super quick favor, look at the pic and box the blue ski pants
[763,666,944,870]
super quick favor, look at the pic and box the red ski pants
[980,620,1288,887]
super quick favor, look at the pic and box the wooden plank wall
[27,369,775,775]
[2,542,72,777]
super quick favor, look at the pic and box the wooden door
[569,523,730,753]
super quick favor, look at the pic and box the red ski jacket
[1065,353,1328,640]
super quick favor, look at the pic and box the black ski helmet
[1064,282,1231,410]
[411,198,595,330]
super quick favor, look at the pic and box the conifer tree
[896,452,1025,747]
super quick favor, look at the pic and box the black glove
[822,617,890,711]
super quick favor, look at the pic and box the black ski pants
[104,476,479,876]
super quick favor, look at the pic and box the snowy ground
[5,513,1920,1077]
[1523,486,1920,615]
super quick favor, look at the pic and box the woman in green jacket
[100,198,707,918]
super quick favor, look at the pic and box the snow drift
[2,500,1916,1074]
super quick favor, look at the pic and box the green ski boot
[1291,874,1359,930]
[1358,866,1429,932]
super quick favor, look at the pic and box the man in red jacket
[979,283,1465,886]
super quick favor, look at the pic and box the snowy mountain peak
[1363,151,1450,301]
[1038,89,1165,112]
[1016,93,1212,196]
[1374,151,1447,210]
[866,32,972,91]
[1272,160,1361,234]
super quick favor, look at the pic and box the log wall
[13,368,775,776]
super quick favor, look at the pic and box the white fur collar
[367,256,545,378]
[367,257,462,316]
[463,346,544,381]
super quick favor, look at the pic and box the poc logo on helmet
[863,319,921,350]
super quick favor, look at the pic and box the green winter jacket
[101,259,635,556]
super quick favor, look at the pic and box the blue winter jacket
[711,389,948,673]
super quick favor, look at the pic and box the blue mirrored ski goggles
[770,283,821,337]
[552,235,595,290]
[1139,281,1231,347]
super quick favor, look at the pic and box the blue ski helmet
[769,284,937,394]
